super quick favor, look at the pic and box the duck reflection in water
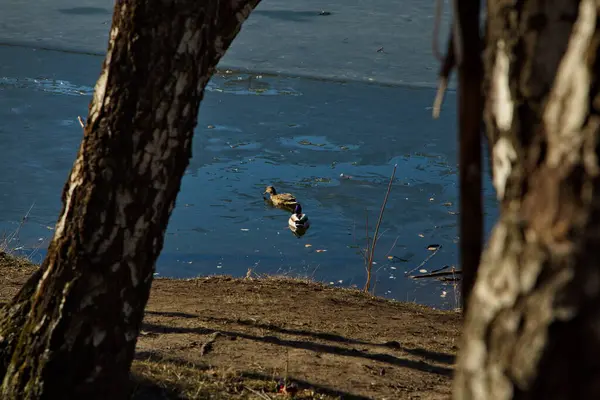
[289,203,310,237]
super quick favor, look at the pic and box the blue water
[0,1,498,308]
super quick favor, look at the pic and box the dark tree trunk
[0,268,44,379]
[454,0,600,398]
[456,0,484,312]
[0,0,260,398]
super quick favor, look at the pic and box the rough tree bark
[0,0,260,398]
[455,0,600,398]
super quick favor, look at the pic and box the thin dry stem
[432,31,456,119]
[384,235,401,258]
[451,266,460,311]
[0,203,35,254]
[364,164,397,292]
[364,211,370,267]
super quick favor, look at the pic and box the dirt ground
[0,253,461,399]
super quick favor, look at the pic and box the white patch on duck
[289,204,310,232]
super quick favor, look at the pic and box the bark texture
[455,0,600,398]
[0,0,260,398]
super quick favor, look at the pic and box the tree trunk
[454,0,600,398]
[0,1,260,398]
[456,0,484,312]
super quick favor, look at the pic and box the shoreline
[1,252,460,399]
[0,42,456,92]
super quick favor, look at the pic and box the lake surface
[0,1,498,308]
[0,0,454,86]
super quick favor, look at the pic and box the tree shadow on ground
[202,315,455,365]
[145,310,199,319]
[130,375,183,400]
[131,351,372,400]
[141,322,452,377]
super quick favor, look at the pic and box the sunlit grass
[131,354,336,399]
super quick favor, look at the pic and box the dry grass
[131,354,338,399]
[0,204,35,254]
[1,253,460,399]
[0,204,50,265]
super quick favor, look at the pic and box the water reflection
[0,76,94,96]
[0,46,499,309]
[288,204,311,238]
[207,72,302,96]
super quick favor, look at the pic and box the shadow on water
[0,45,499,308]
[252,10,333,22]
[57,7,112,16]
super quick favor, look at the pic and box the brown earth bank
[0,252,461,399]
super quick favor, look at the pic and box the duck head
[293,203,303,216]
[264,186,277,196]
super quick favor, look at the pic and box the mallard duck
[263,185,298,210]
[288,204,310,232]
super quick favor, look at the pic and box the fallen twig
[430,264,452,274]
[243,385,272,400]
[199,332,220,356]
[410,269,462,279]
[405,244,442,276]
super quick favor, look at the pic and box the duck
[288,203,310,232]
[263,185,298,211]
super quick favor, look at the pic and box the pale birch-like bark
[455,0,600,398]
[0,1,260,398]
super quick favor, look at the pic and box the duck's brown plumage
[263,186,298,211]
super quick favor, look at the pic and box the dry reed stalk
[364,164,397,292]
